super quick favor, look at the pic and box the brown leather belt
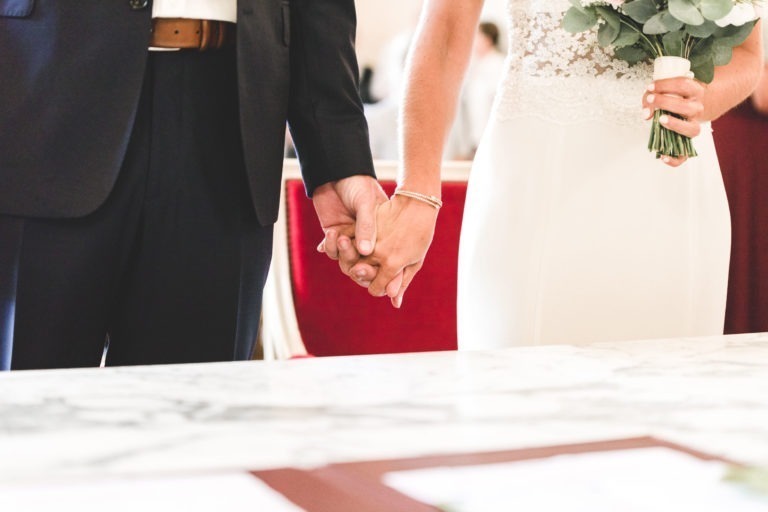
[150,18,236,51]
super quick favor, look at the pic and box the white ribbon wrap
[653,56,694,81]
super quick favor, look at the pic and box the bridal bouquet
[562,0,761,159]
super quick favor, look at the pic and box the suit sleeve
[287,0,377,196]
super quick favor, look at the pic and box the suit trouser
[0,47,273,370]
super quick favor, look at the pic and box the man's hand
[312,175,388,261]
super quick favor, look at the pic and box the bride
[328,0,763,349]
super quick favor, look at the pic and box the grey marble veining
[0,333,767,483]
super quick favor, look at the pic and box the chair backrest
[285,180,467,356]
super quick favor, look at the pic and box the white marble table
[1,332,767,487]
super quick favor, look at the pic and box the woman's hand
[642,77,707,167]
[354,195,439,308]
[318,193,439,308]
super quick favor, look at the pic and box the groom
[0,0,385,370]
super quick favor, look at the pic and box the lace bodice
[494,0,653,125]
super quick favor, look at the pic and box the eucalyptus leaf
[711,43,733,66]
[644,11,684,34]
[685,20,718,38]
[596,6,621,30]
[713,20,758,48]
[562,7,598,33]
[689,37,715,65]
[661,11,686,31]
[662,30,685,56]
[613,24,642,47]
[598,21,620,47]
[615,44,652,64]
[691,58,715,82]
[700,0,733,21]
[644,12,671,34]
[669,0,705,25]
[623,0,659,23]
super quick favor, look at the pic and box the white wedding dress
[457,0,731,349]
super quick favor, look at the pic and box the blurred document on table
[384,447,767,511]
[0,472,304,512]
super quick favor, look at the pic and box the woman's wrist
[391,192,442,216]
[393,189,443,209]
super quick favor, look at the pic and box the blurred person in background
[461,22,506,158]
[367,22,506,161]
[364,31,413,160]
[713,14,768,334]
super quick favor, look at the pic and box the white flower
[715,2,760,27]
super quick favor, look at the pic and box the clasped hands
[642,75,707,167]
[311,78,705,306]
[312,177,439,308]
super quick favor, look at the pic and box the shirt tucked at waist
[152,0,237,23]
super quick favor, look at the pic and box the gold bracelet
[393,189,443,209]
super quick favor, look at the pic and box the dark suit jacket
[0,0,375,225]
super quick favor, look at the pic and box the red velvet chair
[284,179,467,356]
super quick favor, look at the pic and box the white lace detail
[494,0,653,126]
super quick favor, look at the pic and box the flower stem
[618,18,662,57]
[647,110,698,159]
